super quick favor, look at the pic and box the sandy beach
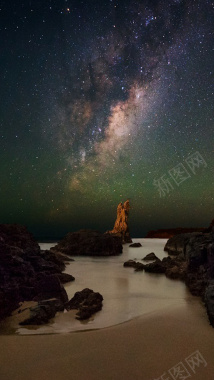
[0,299,213,380]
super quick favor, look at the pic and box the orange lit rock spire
[108,200,132,243]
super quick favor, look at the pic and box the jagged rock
[165,262,188,280]
[185,234,212,265]
[65,288,103,320]
[164,230,214,325]
[34,273,68,304]
[39,250,66,271]
[207,243,214,278]
[129,242,142,248]
[49,250,75,262]
[52,229,122,256]
[124,260,140,268]
[19,298,64,325]
[0,224,72,321]
[143,259,166,274]
[0,224,40,254]
[142,252,158,261]
[185,271,208,296]
[107,200,132,243]
[126,225,214,327]
[164,233,198,257]
[134,263,145,271]
[164,231,212,261]
[56,273,75,284]
[204,283,214,326]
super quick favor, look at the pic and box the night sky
[0,0,213,239]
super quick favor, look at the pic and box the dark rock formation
[164,234,214,294]
[0,223,40,253]
[20,298,64,325]
[134,263,145,271]
[129,242,142,248]
[145,227,206,239]
[142,252,158,261]
[204,283,214,326]
[164,232,212,263]
[164,233,200,257]
[34,273,68,303]
[143,258,166,274]
[52,229,122,256]
[50,251,75,262]
[56,273,75,284]
[123,260,144,270]
[107,200,132,243]
[165,260,187,280]
[0,224,73,321]
[125,226,214,326]
[65,288,103,320]
[164,231,214,325]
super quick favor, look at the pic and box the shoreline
[0,297,192,336]
[0,302,214,380]
[1,237,211,336]
[1,236,214,379]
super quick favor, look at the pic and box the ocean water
[17,239,194,335]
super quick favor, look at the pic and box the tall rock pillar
[108,200,132,243]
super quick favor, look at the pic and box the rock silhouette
[52,229,122,256]
[65,288,103,320]
[0,224,73,321]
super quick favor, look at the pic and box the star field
[0,0,213,238]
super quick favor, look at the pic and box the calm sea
[14,239,196,335]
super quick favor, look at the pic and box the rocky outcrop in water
[165,233,213,297]
[142,252,158,261]
[107,200,132,243]
[124,223,214,327]
[0,224,74,322]
[65,288,103,320]
[51,229,123,256]
[123,260,144,270]
[129,242,142,248]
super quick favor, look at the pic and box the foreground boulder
[107,200,132,243]
[65,288,103,320]
[51,229,122,256]
[19,298,64,325]
[0,224,72,321]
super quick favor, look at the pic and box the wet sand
[0,301,214,380]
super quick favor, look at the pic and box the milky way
[48,0,194,188]
[0,0,213,237]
